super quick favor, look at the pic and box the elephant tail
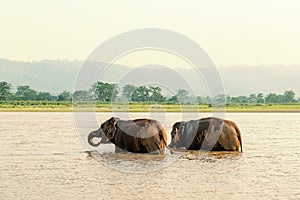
[153,120,173,154]
[159,128,167,148]
[154,121,169,153]
[159,127,175,154]
[233,123,243,152]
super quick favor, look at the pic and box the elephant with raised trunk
[169,117,243,152]
[88,117,168,154]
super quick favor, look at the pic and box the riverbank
[0,102,300,112]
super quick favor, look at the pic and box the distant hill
[218,65,300,97]
[0,58,299,97]
[0,58,81,94]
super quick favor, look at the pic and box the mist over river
[0,112,299,199]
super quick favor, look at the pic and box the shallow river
[0,112,299,199]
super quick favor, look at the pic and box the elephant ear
[106,117,119,140]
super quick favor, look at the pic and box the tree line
[0,81,299,104]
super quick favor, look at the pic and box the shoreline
[1,102,300,113]
[1,108,300,113]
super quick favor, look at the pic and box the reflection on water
[85,150,242,173]
[87,151,176,173]
[0,112,299,199]
[180,150,242,161]
[86,150,242,170]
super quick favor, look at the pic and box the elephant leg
[149,149,161,155]
[212,142,226,151]
[115,146,126,153]
[114,132,126,153]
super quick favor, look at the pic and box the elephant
[169,117,243,152]
[88,117,168,154]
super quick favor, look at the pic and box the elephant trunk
[88,129,102,147]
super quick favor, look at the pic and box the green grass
[0,101,300,112]
[224,103,300,112]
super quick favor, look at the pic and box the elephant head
[100,117,119,142]
[87,117,120,147]
[168,121,186,149]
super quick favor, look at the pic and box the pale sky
[1,0,300,66]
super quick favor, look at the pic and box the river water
[0,112,299,199]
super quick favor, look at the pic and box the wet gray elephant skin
[88,117,168,154]
[169,117,243,152]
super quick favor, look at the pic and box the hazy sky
[1,0,300,66]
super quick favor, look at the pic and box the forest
[0,80,299,105]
